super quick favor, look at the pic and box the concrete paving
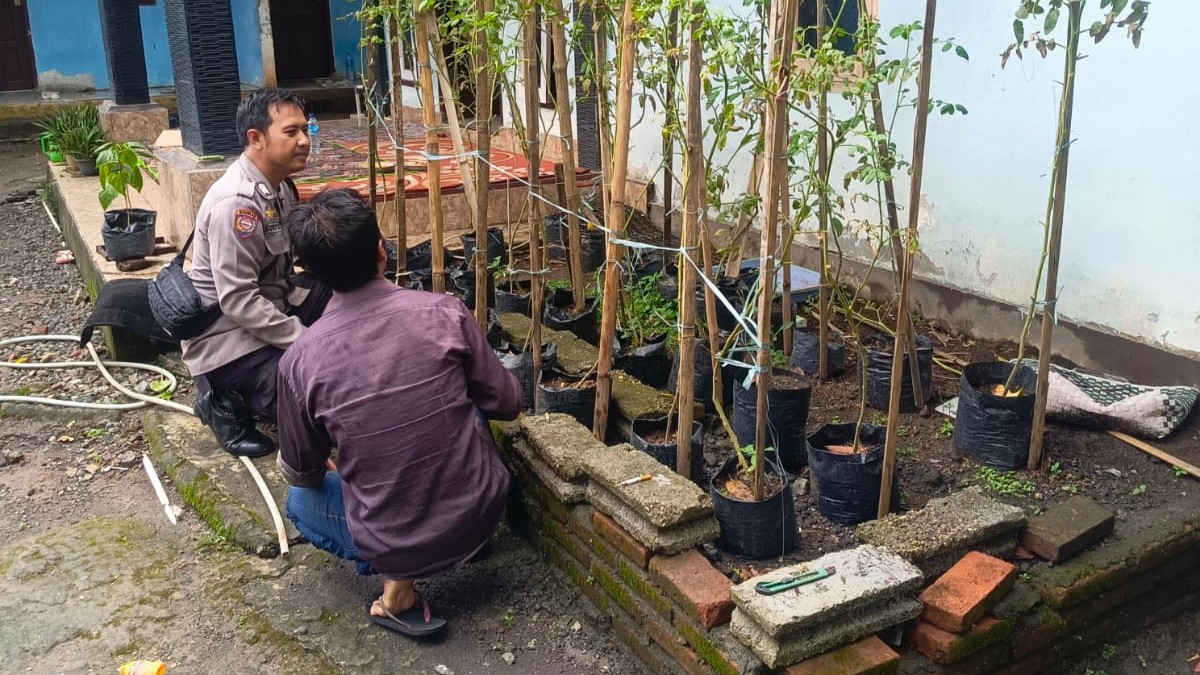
[586,481,720,554]
[580,441,714,529]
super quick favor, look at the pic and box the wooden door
[270,0,334,83]
[0,0,37,91]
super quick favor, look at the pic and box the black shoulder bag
[147,229,224,340]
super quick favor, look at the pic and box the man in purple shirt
[276,188,522,637]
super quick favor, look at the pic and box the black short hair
[236,88,307,148]
[288,189,381,292]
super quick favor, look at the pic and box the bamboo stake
[549,0,588,312]
[414,13,446,293]
[674,0,704,481]
[661,5,680,248]
[870,82,926,409]
[1029,1,1081,471]
[815,0,830,380]
[879,0,936,520]
[592,0,637,440]
[593,5,613,218]
[423,13,478,214]
[524,0,545,385]
[389,14,408,278]
[366,15,380,207]
[753,0,798,500]
[473,0,495,328]
[781,178,792,356]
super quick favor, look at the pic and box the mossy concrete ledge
[857,488,1026,579]
[143,411,297,557]
[497,312,674,429]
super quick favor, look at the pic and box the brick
[594,510,652,568]
[920,551,1016,633]
[1022,496,1114,564]
[526,496,592,567]
[590,555,673,623]
[644,603,713,675]
[651,549,735,629]
[674,618,767,675]
[1011,605,1066,660]
[778,636,899,675]
[909,617,1012,665]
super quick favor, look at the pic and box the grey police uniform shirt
[180,154,308,377]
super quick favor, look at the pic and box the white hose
[0,334,289,554]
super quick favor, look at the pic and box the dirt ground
[0,140,644,674]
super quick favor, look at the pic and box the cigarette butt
[618,474,653,486]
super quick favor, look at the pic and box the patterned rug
[293,118,586,202]
[1015,359,1198,439]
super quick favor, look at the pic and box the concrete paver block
[1022,495,1115,564]
[920,551,1016,633]
[511,436,586,503]
[729,545,923,639]
[778,636,900,675]
[520,413,605,481]
[581,442,713,529]
[857,488,1025,577]
[587,481,720,554]
[730,598,923,669]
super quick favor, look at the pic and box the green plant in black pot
[97,141,159,261]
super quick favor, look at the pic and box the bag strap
[170,227,197,265]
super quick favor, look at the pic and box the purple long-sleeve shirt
[276,279,522,579]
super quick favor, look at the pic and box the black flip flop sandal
[367,594,447,638]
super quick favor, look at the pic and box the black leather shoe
[194,388,276,458]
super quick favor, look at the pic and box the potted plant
[36,106,104,175]
[709,444,797,558]
[96,141,159,261]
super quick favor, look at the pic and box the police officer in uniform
[183,88,330,457]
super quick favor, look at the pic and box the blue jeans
[286,471,375,576]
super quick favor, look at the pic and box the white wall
[618,1,1200,356]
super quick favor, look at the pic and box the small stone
[571,620,581,632]
[1103,467,1122,477]
[1,450,23,466]
[293,625,307,636]
[434,666,453,675]
[115,451,138,467]
[65,467,78,477]
[501,652,515,666]
[30,325,48,335]
[85,463,100,474]
[526,639,536,649]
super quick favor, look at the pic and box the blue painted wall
[329,0,363,82]
[26,0,268,90]
[230,0,264,86]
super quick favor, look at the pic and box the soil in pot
[731,367,813,474]
[460,226,507,266]
[535,369,597,430]
[615,335,672,389]
[494,341,558,410]
[101,209,157,261]
[544,288,599,345]
[496,279,531,314]
[630,417,705,484]
[860,333,934,413]
[806,422,900,526]
[790,325,846,376]
[954,361,1038,470]
[710,454,797,559]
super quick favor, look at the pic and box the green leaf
[1044,8,1059,32]
[1013,19,1025,43]
[98,185,119,211]
[955,45,969,60]
[1112,0,1128,13]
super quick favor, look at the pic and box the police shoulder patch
[233,208,260,239]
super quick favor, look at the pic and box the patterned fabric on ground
[1015,359,1197,439]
